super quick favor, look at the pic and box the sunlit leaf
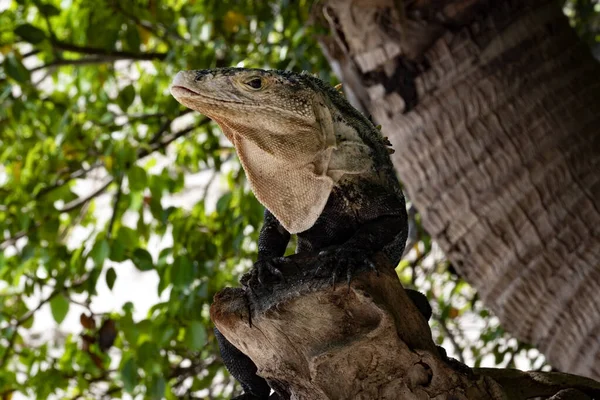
[106,267,117,290]
[50,295,70,324]
[117,85,136,111]
[121,357,138,393]
[132,248,154,271]
[149,375,166,400]
[186,321,207,350]
[4,54,30,82]
[90,239,111,268]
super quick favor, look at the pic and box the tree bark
[210,255,600,399]
[314,0,600,379]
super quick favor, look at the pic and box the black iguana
[170,68,430,399]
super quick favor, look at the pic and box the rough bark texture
[315,0,600,378]
[210,255,600,399]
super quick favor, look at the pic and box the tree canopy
[0,1,598,399]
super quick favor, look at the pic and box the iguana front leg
[315,215,406,285]
[241,209,291,287]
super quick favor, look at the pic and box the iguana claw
[240,257,288,291]
[313,247,378,288]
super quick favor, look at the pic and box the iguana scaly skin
[170,68,414,399]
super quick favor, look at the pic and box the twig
[58,200,91,242]
[107,174,124,239]
[58,179,113,213]
[201,171,218,203]
[22,49,41,59]
[139,118,210,158]
[35,161,103,198]
[100,385,122,400]
[0,229,32,251]
[148,109,192,144]
[434,314,466,364]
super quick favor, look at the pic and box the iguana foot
[313,247,378,288]
[240,257,292,291]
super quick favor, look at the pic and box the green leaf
[117,226,139,248]
[22,313,34,329]
[186,321,206,350]
[117,84,136,111]
[90,239,110,267]
[157,325,175,345]
[50,295,70,324]
[127,165,147,192]
[4,54,31,83]
[124,24,141,52]
[110,239,126,262]
[140,81,157,106]
[171,255,194,288]
[38,3,61,16]
[149,375,166,400]
[121,357,138,393]
[106,267,117,290]
[132,248,154,271]
[15,24,47,44]
[216,192,232,214]
[137,341,160,367]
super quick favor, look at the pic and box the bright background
[1,1,598,399]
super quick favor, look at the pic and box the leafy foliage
[0,0,597,399]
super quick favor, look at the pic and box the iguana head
[171,68,316,128]
[170,68,371,233]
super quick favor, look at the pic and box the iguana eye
[245,77,263,90]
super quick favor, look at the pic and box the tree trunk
[315,0,600,379]
[211,254,600,399]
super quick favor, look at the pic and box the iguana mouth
[171,85,246,106]
[170,85,200,96]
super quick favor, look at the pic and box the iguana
[170,68,430,399]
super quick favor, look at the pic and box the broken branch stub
[210,254,506,399]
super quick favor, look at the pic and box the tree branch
[58,179,113,213]
[434,312,466,364]
[50,39,167,60]
[211,253,600,399]
[30,53,162,72]
[477,368,600,399]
